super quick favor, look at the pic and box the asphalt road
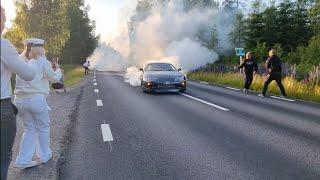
[60,72,320,180]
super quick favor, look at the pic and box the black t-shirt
[266,55,282,73]
[238,58,258,74]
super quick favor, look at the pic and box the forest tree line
[227,0,319,77]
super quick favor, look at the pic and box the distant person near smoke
[83,59,90,75]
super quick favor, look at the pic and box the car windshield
[145,63,177,71]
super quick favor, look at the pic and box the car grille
[157,77,175,82]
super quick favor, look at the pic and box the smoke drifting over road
[90,0,235,84]
[90,43,127,71]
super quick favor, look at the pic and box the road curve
[60,72,320,180]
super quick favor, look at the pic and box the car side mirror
[139,68,144,72]
[178,68,182,71]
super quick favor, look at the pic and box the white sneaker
[40,155,52,164]
[15,161,39,169]
[243,89,248,93]
[258,94,265,97]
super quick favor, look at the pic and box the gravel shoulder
[7,76,89,180]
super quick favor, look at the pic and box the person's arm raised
[0,39,35,81]
[43,59,62,83]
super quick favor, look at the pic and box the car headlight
[143,76,157,82]
[174,76,185,82]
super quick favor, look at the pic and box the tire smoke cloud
[89,0,235,85]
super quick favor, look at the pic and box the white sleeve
[43,60,62,83]
[0,39,35,81]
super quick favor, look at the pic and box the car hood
[144,71,184,78]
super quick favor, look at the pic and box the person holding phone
[14,38,62,169]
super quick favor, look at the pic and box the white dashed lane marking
[180,93,229,111]
[93,82,98,86]
[225,87,241,91]
[96,99,103,106]
[200,81,209,85]
[270,96,295,102]
[101,124,113,142]
[94,89,99,93]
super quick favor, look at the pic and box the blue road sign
[235,48,245,56]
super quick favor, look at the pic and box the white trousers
[14,95,52,164]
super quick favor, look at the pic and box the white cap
[23,38,45,46]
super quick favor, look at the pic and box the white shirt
[14,56,62,97]
[1,38,35,99]
[83,61,90,67]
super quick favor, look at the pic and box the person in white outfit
[1,6,35,179]
[83,59,90,75]
[14,38,62,169]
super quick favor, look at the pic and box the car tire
[179,88,186,93]
[141,84,148,93]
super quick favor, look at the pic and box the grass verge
[62,64,85,87]
[188,72,320,103]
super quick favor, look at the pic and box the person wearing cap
[1,6,35,180]
[13,38,62,169]
[20,38,34,60]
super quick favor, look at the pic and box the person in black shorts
[259,49,287,97]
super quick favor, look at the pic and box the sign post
[235,48,245,74]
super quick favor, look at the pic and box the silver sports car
[140,62,187,93]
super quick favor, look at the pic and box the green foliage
[245,0,312,53]
[4,0,99,64]
[229,12,246,47]
[309,0,320,35]
[301,35,320,65]
[224,0,319,80]
[61,1,99,64]
[250,42,268,62]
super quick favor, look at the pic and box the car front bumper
[142,81,186,92]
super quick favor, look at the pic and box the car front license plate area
[158,84,176,89]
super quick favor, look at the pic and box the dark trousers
[262,72,287,96]
[244,73,253,90]
[84,67,89,75]
[1,99,17,180]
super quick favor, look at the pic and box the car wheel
[179,88,186,93]
[141,84,147,93]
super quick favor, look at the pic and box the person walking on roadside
[1,6,36,180]
[238,51,258,93]
[259,49,287,97]
[14,38,62,169]
[83,59,90,75]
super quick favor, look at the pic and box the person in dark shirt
[238,51,258,93]
[259,49,287,97]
